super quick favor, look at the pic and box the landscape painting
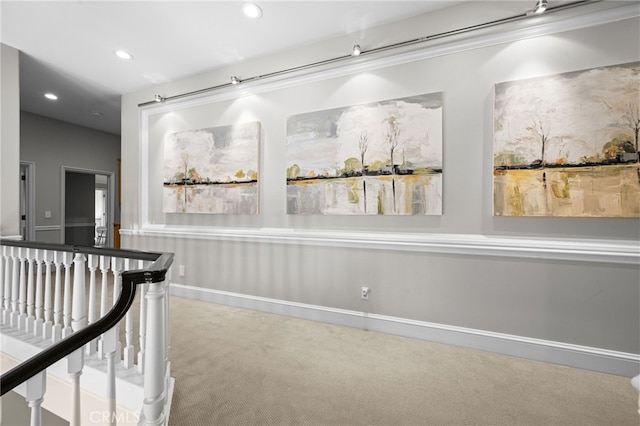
[493,62,640,218]
[163,121,260,214]
[286,93,443,215]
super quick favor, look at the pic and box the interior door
[64,171,96,246]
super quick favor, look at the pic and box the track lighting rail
[139,0,596,107]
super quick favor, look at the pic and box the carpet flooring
[166,296,638,426]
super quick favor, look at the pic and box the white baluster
[67,349,84,426]
[97,255,111,360]
[86,254,98,355]
[138,260,148,374]
[62,251,73,337]
[25,370,46,426]
[103,327,118,426]
[141,280,167,426]
[112,257,124,363]
[10,247,20,327]
[42,250,54,340]
[17,247,27,330]
[2,247,14,325]
[112,257,123,306]
[24,249,36,333]
[52,251,64,342]
[0,247,4,325]
[33,250,44,337]
[123,259,135,369]
[2,246,12,324]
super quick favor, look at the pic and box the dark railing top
[0,240,174,395]
[1,238,163,262]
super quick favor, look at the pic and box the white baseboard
[170,283,640,378]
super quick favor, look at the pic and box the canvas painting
[286,93,443,215]
[163,121,260,214]
[493,62,640,218]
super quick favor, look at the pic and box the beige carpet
[166,296,638,426]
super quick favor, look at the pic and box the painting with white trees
[494,62,640,217]
[163,121,260,214]
[286,93,443,215]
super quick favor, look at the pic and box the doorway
[61,167,115,247]
[95,175,108,246]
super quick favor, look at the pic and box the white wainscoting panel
[122,227,639,265]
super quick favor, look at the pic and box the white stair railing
[0,240,174,426]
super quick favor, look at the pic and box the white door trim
[19,161,36,241]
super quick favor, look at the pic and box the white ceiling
[0,1,469,136]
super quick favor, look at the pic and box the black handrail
[0,239,163,262]
[0,240,174,396]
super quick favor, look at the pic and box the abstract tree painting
[494,62,640,217]
[286,93,443,215]
[163,121,260,214]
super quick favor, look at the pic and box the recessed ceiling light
[243,3,263,19]
[44,93,58,101]
[115,50,133,60]
[90,110,103,117]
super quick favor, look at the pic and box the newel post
[140,280,167,426]
[69,251,87,426]
[71,252,87,332]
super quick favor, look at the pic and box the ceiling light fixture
[231,76,240,85]
[243,3,263,19]
[352,44,362,56]
[115,50,134,60]
[44,93,58,101]
[533,0,548,14]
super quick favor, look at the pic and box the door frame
[60,166,115,246]
[20,161,36,241]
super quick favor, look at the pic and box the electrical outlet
[361,286,370,300]
[178,265,185,277]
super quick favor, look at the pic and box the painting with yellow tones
[493,62,640,217]
[163,121,260,214]
[286,93,443,215]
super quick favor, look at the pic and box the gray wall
[121,3,639,358]
[1,43,21,238]
[20,111,120,243]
